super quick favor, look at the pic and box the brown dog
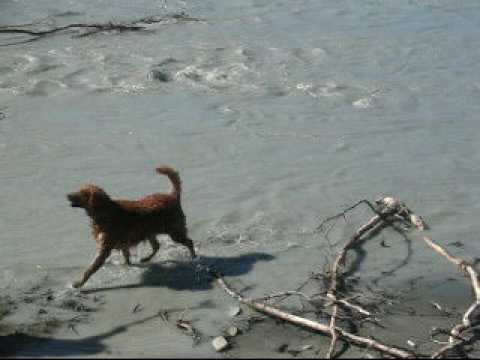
[67,166,196,288]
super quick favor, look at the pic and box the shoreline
[2,264,479,358]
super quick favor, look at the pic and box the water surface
[2,0,480,357]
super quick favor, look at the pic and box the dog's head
[67,184,111,211]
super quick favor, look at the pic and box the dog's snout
[67,192,81,207]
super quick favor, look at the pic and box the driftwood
[212,196,480,358]
[408,213,480,358]
[323,200,396,358]
[213,272,415,358]
[0,12,201,46]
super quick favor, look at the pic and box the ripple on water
[25,79,65,96]
[173,62,259,93]
[61,68,93,89]
[0,66,14,76]
[2,42,334,98]
[26,62,64,76]
[296,81,350,99]
[352,96,375,109]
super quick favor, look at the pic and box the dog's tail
[156,166,182,197]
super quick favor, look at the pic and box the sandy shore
[2,257,480,358]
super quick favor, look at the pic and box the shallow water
[2,0,480,357]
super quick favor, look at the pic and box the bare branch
[376,197,480,359]
[212,271,415,358]
[0,12,201,46]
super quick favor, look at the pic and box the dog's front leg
[72,246,112,288]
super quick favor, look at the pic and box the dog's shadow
[0,313,165,357]
[82,252,275,294]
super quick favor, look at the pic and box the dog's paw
[190,249,197,259]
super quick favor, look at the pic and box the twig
[327,302,340,358]
[255,291,372,317]
[132,303,143,314]
[254,290,317,303]
[315,199,379,233]
[212,271,414,358]
[324,199,401,358]
[376,197,480,358]
[0,23,145,37]
[210,196,479,359]
[0,13,201,46]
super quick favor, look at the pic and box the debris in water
[406,340,416,348]
[131,303,143,314]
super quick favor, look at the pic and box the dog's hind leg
[182,236,196,258]
[72,246,112,288]
[169,230,196,259]
[140,236,160,263]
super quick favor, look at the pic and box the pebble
[212,336,229,352]
[228,305,242,317]
[226,325,239,337]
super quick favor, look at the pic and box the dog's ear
[88,188,108,209]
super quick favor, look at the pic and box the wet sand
[2,246,480,358]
